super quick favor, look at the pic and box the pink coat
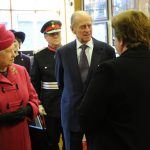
[0,64,40,150]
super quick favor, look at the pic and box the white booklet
[29,115,46,130]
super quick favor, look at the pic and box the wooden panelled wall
[74,0,82,11]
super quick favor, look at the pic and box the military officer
[31,20,65,150]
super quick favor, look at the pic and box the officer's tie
[79,44,89,83]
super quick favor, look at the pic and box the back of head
[0,24,15,51]
[112,10,150,48]
[10,29,25,43]
[70,11,92,28]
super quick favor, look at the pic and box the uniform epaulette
[33,47,47,54]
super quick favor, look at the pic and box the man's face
[44,32,61,48]
[71,15,92,44]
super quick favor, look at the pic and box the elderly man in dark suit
[10,29,31,74]
[55,10,116,150]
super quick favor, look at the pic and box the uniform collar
[48,45,56,52]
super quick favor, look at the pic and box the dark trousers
[70,131,84,150]
[45,116,65,150]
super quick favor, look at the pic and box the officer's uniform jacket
[31,47,61,117]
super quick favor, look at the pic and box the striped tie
[79,45,89,83]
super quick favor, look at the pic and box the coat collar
[0,65,18,85]
[120,45,150,58]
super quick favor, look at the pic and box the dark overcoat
[14,52,31,74]
[79,45,150,150]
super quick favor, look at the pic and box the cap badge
[51,22,55,28]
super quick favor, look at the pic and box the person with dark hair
[31,20,65,150]
[55,10,116,150]
[0,24,40,150]
[78,10,150,150]
[10,29,31,74]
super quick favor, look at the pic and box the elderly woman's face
[0,43,15,69]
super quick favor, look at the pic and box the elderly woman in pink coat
[0,24,40,150]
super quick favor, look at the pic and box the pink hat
[0,24,15,51]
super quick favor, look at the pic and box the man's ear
[44,34,47,38]
[44,34,48,40]
[70,26,76,34]
[44,34,49,43]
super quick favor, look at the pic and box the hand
[38,105,47,115]
[0,110,25,126]
[0,104,33,126]
[15,104,33,118]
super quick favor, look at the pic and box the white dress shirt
[76,38,94,65]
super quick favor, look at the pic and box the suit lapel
[0,65,17,85]
[86,39,103,83]
[67,41,83,85]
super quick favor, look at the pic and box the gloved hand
[0,104,33,126]
[39,104,47,115]
[15,104,33,118]
[0,110,25,126]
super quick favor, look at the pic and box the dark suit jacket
[78,45,150,150]
[14,52,31,74]
[55,38,115,149]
